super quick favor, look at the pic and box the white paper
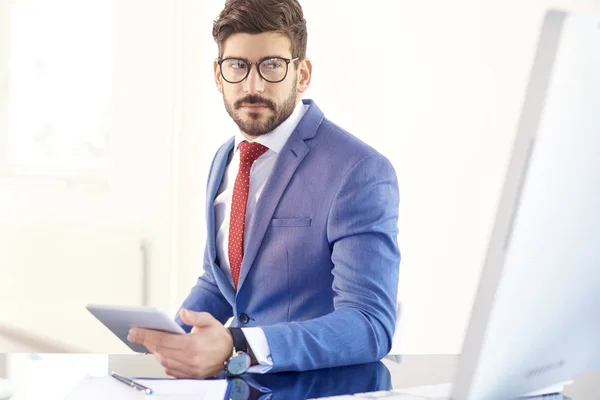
[137,378,228,397]
[66,376,228,400]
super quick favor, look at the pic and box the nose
[243,65,264,94]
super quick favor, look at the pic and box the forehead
[222,32,293,59]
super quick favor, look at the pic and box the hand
[127,309,233,378]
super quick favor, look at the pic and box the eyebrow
[221,55,291,62]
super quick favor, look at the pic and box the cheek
[227,83,247,95]
[222,86,239,103]
[273,83,294,99]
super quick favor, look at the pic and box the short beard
[224,82,298,137]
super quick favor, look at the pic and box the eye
[227,60,247,69]
[262,59,284,70]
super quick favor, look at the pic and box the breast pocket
[270,217,312,227]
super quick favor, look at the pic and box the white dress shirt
[214,100,308,373]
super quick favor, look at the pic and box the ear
[296,57,312,95]
[214,58,224,93]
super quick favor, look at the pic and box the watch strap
[228,327,248,353]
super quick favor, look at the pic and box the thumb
[180,309,215,328]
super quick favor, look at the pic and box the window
[4,0,115,175]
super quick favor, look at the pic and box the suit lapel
[237,100,324,291]
[206,138,235,297]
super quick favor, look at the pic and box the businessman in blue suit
[128,0,400,378]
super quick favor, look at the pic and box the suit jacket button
[238,313,249,324]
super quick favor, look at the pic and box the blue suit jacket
[177,99,400,372]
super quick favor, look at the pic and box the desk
[1,353,599,399]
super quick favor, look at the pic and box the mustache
[234,95,276,111]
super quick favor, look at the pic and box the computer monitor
[450,9,600,400]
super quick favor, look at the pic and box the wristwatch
[225,328,252,376]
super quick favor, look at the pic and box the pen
[111,371,153,395]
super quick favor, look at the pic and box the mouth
[241,104,269,109]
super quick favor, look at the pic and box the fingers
[179,309,217,328]
[165,368,196,379]
[156,354,200,379]
[128,315,229,380]
[128,328,188,358]
[156,354,219,379]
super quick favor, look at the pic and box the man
[128,0,400,378]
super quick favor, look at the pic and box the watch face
[227,351,251,375]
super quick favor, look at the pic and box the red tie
[228,141,269,289]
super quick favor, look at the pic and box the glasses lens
[259,58,288,83]
[221,59,249,83]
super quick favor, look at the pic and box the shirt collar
[234,100,308,154]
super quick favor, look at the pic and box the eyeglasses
[218,56,299,84]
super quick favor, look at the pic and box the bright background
[1,0,599,356]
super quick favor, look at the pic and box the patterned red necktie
[228,141,269,289]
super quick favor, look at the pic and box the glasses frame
[217,56,300,84]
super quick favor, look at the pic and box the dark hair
[213,0,307,60]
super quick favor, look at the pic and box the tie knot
[239,141,269,164]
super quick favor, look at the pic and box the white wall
[0,0,179,351]
[0,0,8,161]
[175,0,600,355]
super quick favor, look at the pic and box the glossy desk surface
[1,354,599,399]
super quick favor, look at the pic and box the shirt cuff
[241,327,273,374]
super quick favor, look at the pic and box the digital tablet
[86,304,186,353]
